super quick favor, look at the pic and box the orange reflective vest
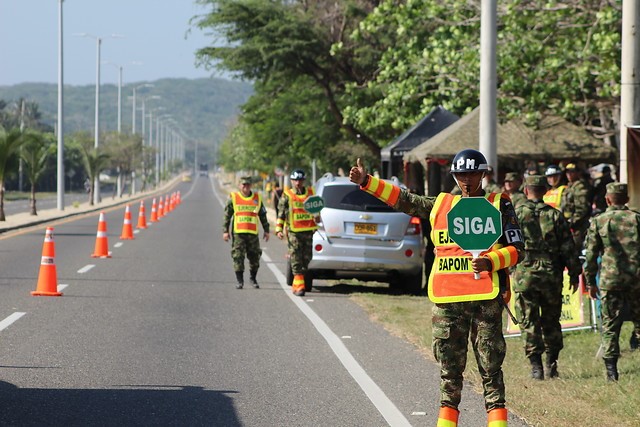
[286,187,317,232]
[543,185,566,209]
[231,192,262,234]
[428,193,502,303]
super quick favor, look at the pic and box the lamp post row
[56,2,188,210]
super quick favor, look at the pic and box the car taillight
[406,216,422,235]
[315,244,323,252]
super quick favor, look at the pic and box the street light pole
[57,0,65,210]
[131,83,153,135]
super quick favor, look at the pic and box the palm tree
[70,131,110,206]
[0,126,26,221]
[20,130,56,215]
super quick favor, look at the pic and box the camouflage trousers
[514,281,564,358]
[600,289,640,359]
[432,299,506,411]
[231,233,262,273]
[287,230,313,275]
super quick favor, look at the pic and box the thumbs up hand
[349,158,367,185]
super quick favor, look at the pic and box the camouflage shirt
[560,179,593,229]
[507,191,527,210]
[584,205,640,291]
[514,199,581,285]
[222,192,270,234]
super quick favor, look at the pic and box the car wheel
[286,260,293,286]
[403,268,424,296]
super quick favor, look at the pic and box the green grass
[3,192,57,201]
[351,290,640,426]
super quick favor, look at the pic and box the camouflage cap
[504,172,521,182]
[606,182,627,195]
[525,175,548,187]
[240,176,253,185]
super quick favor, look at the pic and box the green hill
[0,77,253,162]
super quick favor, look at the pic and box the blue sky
[0,0,221,86]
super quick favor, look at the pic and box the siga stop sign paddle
[446,197,502,279]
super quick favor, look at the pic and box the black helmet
[545,164,562,176]
[450,149,489,173]
[290,169,306,180]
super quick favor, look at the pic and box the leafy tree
[195,0,386,157]
[102,132,143,197]
[349,0,622,142]
[19,130,56,215]
[0,126,26,221]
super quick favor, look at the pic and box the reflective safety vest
[231,192,262,234]
[543,185,566,209]
[286,187,317,232]
[428,193,502,303]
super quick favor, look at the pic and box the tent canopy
[381,106,459,162]
[404,107,617,163]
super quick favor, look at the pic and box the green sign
[446,197,502,252]
[303,195,325,214]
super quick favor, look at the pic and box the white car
[303,174,425,294]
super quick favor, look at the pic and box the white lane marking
[58,284,68,292]
[210,175,228,207]
[134,229,141,235]
[0,312,26,332]
[411,412,427,416]
[114,242,123,248]
[262,252,411,427]
[78,264,95,274]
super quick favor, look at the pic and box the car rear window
[321,184,396,212]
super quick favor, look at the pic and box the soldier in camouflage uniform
[350,150,524,427]
[503,172,527,209]
[560,163,593,249]
[222,176,270,289]
[483,165,502,193]
[275,169,317,297]
[584,182,640,381]
[513,175,581,380]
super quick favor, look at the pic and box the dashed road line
[0,312,26,332]
[78,264,95,274]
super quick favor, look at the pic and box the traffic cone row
[32,193,181,296]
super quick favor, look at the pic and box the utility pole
[479,0,497,175]
[620,0,640,208]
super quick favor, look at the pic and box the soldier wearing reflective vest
[543,164,566,210]
[513,175,581,380]
[349,149,524,427]
[222,176,270,289]
[275,169,317,297]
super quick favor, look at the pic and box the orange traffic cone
[176,191,181,206]
[136,200,147,229]
[157,198,164,219]
[119,204,134,240]
[150,198,158,222]
[163,195,170,215]
[31,227,62,296]
[91,212,112,258]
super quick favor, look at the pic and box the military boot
[529,354,544,380]
[630,333,639,351]
[235,271,244,289]
[604,358,619,382]
[249,270,259,288]
[545,351,559,379]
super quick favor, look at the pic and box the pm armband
[485,246,519,271]
[361,175,401,207]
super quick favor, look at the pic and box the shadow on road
[312,281,415,296]
[0,381,241,426]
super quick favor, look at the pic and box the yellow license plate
[354,223,377,235]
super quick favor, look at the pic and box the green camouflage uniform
[513,198,581,359]
[484,180,501,194]
[391,189,525,411]
[584,204,640,359]
[507,191,527,210]
[277,188,314,275]
[222,193,270,272]
[560,178,593,249]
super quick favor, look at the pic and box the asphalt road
[0,175,528,426]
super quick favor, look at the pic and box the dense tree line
[194,0,621,175]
